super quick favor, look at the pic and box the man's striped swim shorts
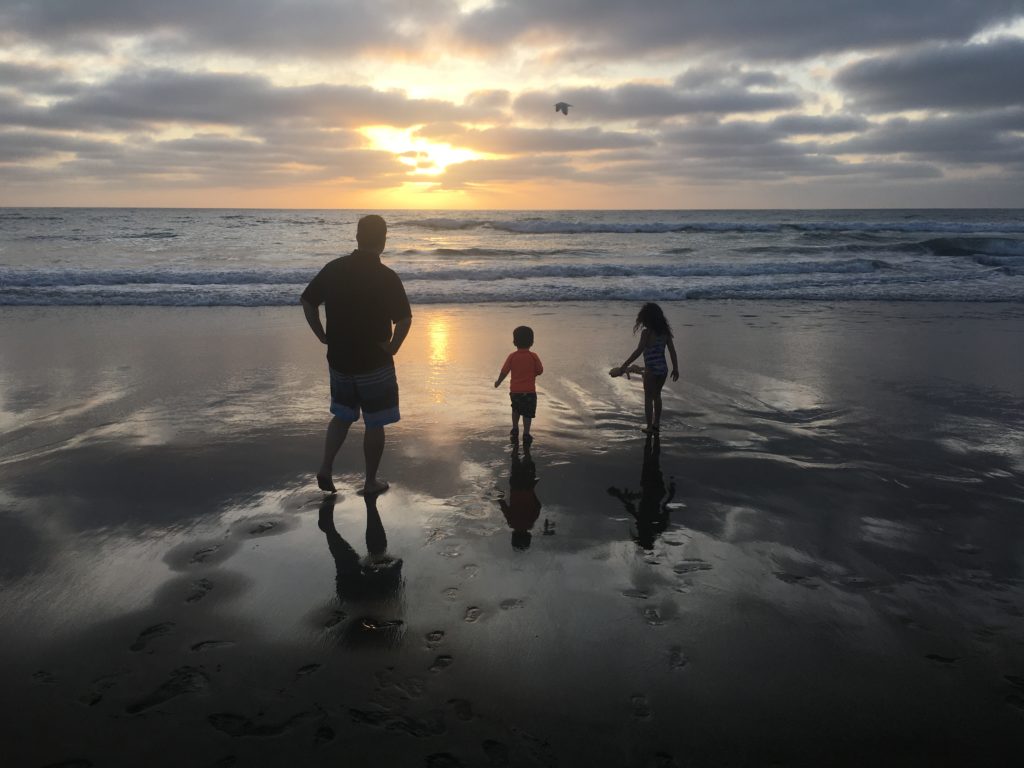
[329,365,400,427]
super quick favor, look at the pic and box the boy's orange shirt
[501,349,543,393]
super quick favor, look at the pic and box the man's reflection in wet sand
[318,492,403,645]
[608,434,676,550]
[499,444,542,550]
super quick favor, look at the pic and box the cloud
[0,0,453,59]
[769,114,871,135]
[456,0,1022,60]
[514,78,801,122]
[836,37,1024,112]
[0,61,76,93]
[0,129,114,162]
[1,69,467,131]
[830,110,1024,166]
[415,124,653,153]
[657,119,941,181]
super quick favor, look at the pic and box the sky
[2,0,1024,209]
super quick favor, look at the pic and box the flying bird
[554,102,572,116]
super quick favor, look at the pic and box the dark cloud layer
[0,0,451,58]
[2,69,469,132]
[837,37,1024,112]
[457,0,1022,60]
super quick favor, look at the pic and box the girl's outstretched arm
[613,329,649,375]
[667,337,679,381]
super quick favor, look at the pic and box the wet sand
[1,302,1023,767]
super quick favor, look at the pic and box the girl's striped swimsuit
[643,334,669,375]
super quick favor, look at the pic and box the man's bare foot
[358,479,390,497]
[317,473,336,493]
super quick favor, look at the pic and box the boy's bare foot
[358,479,390,497]
[317,473,337,493]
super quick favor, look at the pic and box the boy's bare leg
[511,410,520,440]
[522,416,532,437]
[318,417,351,492]
[361,426,389,495]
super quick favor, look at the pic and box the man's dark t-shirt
[301,249,412,374]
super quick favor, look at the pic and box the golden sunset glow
[426,314,452,405]
[428,315,451,366]
[361,126,495,177]
[2,2,1021,207]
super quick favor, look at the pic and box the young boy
[494,325,544,444]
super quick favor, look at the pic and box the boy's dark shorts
[510,392,537,419]
[329,365,400,427]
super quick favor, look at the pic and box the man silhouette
[301,215,412,495]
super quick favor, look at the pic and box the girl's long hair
[634,302,672,337]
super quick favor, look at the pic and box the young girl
[610,303,679,434]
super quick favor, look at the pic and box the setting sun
[360,125,494,177]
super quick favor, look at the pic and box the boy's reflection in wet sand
[318,491,403,645]
[499,444,542,550]
[607,434,676,550]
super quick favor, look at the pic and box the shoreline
[2,301,1023,766]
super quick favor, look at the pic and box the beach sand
[1,301,1023,767]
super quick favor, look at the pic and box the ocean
[1,208,1022,305]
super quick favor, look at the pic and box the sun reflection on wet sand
[426,314,451,405]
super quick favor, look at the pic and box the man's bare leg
[362,425,389,495]
[317,417,351,492]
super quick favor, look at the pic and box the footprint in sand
[425,630,445,647]
[430,655,454,673]
[125,666,209,714]
[464,607,482,623]
[296,663,321,678]
[185,578,214,603]
[314,725,335,745]
[673,560,712,575]
[500,598,525,610]
[773,572,819,589]
[925,654,960,665]
[249,521,278,535]
[32,670,55,684]
[79,672,126,706]
[190,545,222,564]
[442,588,460,601]
[642,607,664,626]
[130,622,175,652]
[190,640,235,652]
[462,564,480,579]
[622,589,650,600]
[630,694,652,719]
[668,646,688,670]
